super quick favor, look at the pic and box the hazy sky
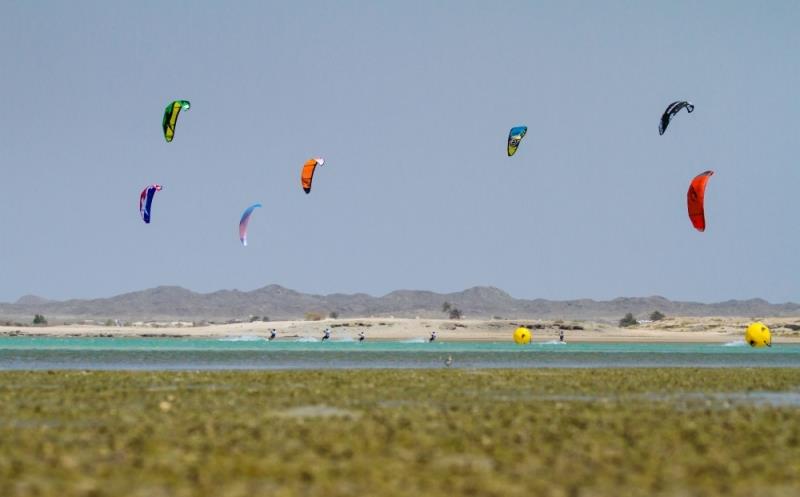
[1,1,798,303]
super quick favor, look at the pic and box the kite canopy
[687,170,714,232]
[139,184,163,224]
[507,126,528,156]
[300,158,325,194]
[239,203,262,246]
[162,100,190,142]
[659,101,694,135]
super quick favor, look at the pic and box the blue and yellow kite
[507,126,527,156]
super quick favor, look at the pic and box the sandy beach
[3,316,800,343]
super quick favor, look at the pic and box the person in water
[322,329,331,342]
[559,329,565,343]
[269,329,277,341]
[429,330,437,342]
[358,331,365,342]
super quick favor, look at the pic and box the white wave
[540,340,567,345]
[723,340,747,347]
[334,336,355,342]
[400,338,426,343]
[295,336,319,342]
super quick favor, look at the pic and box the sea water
[1,337,799,370]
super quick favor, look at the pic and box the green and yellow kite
[162,100,190,142]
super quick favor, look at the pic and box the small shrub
[32,314,47,325]
[304,312,323,322]
[329,311,339,319]
[619,313,637,327]
[650,311,666,321]
[449,308,462,320]
[250,316,260,322]
[442,302,452,313]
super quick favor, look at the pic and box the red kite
[687,170,714,232]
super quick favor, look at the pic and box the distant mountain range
[1,285,799,323]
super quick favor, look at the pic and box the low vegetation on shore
[1,369,799,496]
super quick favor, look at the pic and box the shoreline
[3,316,800,343]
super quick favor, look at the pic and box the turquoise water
[1,337,799,370]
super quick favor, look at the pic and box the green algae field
[1,369,799,496]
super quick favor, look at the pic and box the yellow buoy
[513,327,531,345]
[745,322,771,348]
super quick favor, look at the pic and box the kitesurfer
[429,331,437,343]
[269,329,277,341]
[559,329,565,343]
[322,329,331,342]
[358,331,365,342]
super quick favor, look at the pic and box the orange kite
[300,158,325,194]
[687,170,714,232]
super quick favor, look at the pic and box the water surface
[1,337,799,370]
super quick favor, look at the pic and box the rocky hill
[1,285,799,323]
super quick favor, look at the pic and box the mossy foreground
[1,369,799,497]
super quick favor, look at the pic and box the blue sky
[1,1,798,303]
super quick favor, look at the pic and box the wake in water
[294,336,319,342]
[541,340,567,345]
[400,338,426,343]
[219,336,265,342]
[723,340,747,347]
[335,336,355,343]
